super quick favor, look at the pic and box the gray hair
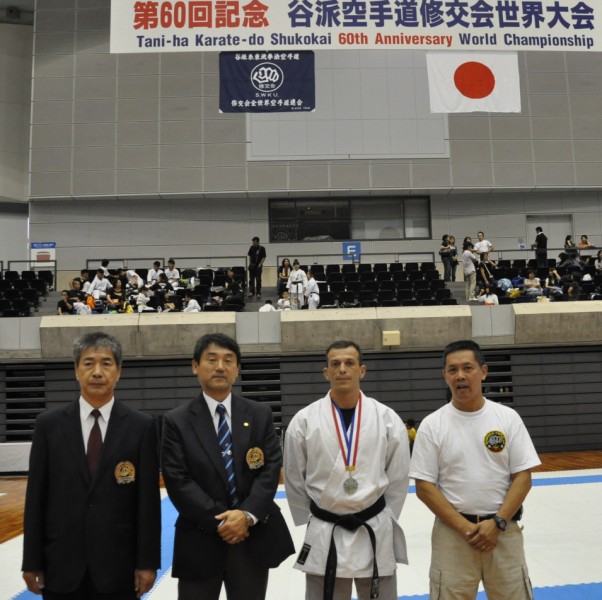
[73,332,123,367]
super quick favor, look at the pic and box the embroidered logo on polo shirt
[484,430,506,453]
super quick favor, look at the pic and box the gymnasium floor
[2,467,601,600]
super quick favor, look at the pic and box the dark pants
[535,249,548,269]
[42,570,136,600]
[177,543,269,600]
[248,267,263,294]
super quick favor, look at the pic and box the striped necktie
[216,403,239,508]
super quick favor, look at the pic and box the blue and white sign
[30,242,56,265]
[342,242,361,261]
[220,51,315,112]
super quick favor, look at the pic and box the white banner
[427,51,521,113]
[111,0,600,53]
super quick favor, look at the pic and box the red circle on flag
[454,62,495,99]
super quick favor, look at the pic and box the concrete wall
[3,302,597,361]
[0,23,32,204]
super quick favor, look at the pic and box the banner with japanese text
[111,0,600,53]
[220,51,315,112]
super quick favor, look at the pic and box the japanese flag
[426,51,521,113]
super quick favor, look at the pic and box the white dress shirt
[79,396,114,447]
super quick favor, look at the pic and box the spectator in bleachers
[67,280,86,302]
[106,279,127,312]
[71,269,91,293]
[473,231,494,262]
[462,241,480,302]
[164,258,180,289]
[147,260,163,283]
[100,259,110,276]
[277,291,292,310]
[595,250,602,272]
[259,299,277,312]
[57,290,90,315]
[523,270,543,297]
[123,269,144,291]
[182,290,202,313]
[305,269,320,310]
[278,258,292,296]
[150,273,173,294]
[544,267,563,300]
[439,235,453,282]
[477,284,499,305]
[154,289,177,312]
[564,273,581,300]
[287,260,307,309]
[449,235,459,282]
[557,252,582,272]
[531,226,548,269]
[247,235,266,298]
[223,268,243,299]
[564,235,579,257]
[579,234,595,250]
[135,286,155,312]
[88,269,112,301]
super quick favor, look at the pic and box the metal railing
[275,252,436,268]
[6,259,57,287]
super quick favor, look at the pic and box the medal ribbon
[330,393,362,470]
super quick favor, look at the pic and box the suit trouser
[429,518,534,600]
[177,543,268,600]
[42,569,136,600]
[248,267,263,294]
[305,573,397,600]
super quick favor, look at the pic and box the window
[269,198,430,242]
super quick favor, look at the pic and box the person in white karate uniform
[284,340,410,600]
[287,260,307,310]
[304,270,320,310]
[87,269,112,301]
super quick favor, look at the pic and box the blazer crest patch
[246,447,265,469]
[115,460,136,484]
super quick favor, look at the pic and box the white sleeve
[283,415,312,526]
[508,412,541,474]
[409,418,440,484]
[383,412,411,519]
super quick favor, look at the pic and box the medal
[331,394,362,494]
[343,474,359,495]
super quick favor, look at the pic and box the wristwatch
[243,511,254,527]
[492,515,507,531]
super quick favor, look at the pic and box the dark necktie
[216,404,239,508]
[87,409,103,476]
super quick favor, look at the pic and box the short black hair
[536,227,543,232]
[96,268,104,275]
[101,259,110,267]
[193,333,241,365]
[442,340,485,369]
[325,340,363,365]
[153,261,161,267]
[252,236,260,242]
[406,419,416,427]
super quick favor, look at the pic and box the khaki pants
[429,518,534,600]
[464,272,476,301]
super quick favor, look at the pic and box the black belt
[310,496,385,600]
[460,506,523,524]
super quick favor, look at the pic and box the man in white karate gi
[284,340,410,600]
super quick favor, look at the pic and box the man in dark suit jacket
[161,333,294,600]
[22,332,161,599]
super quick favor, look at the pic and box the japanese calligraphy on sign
[111,0,599,53]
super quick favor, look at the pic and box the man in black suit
[161,333,294,600]
[22,332,161,599]
[532,226,548,269]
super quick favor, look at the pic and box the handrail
[6,259,57,287]
[85,256,249,271]
[275,251,436,267]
